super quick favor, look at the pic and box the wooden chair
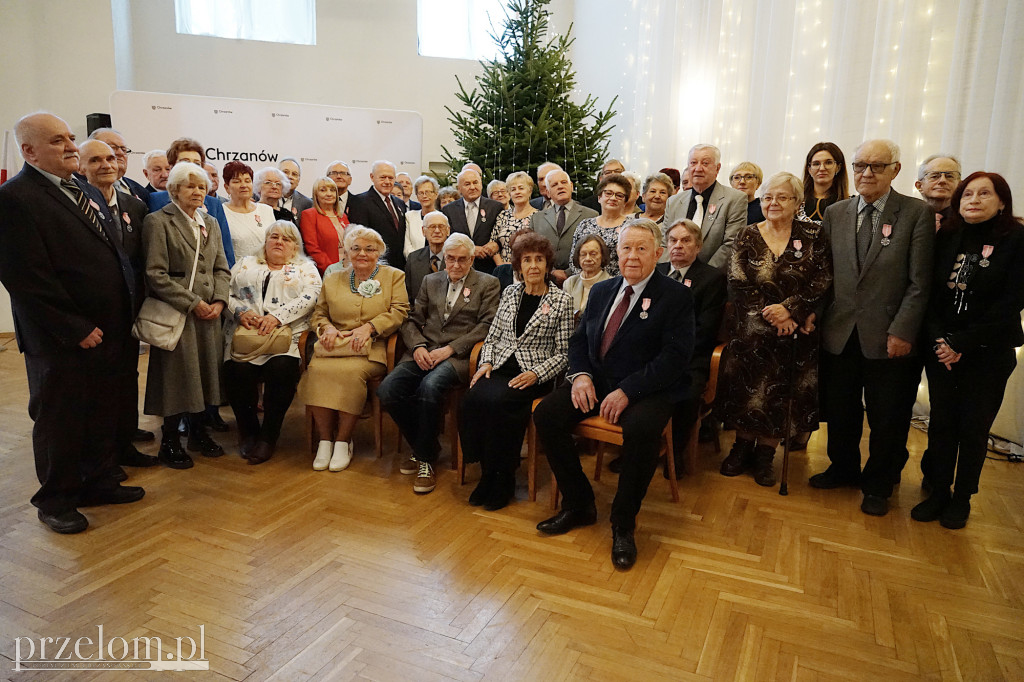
[298,330,398,459]
[682,343,726,475]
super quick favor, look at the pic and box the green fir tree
[441,0,617,195]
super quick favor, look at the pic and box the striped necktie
[60,179,107,242]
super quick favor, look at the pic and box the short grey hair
[918,154,961,180]
[487,179,507,195]
[414,175,439,195]
[88,126,123,140]
[665,219,703,248]
[143,149,168,167]
[689,144,721,164]
[544,169,569,189]
[342,224,386,255]
[621,171,643,193]
[422,210,450,228]
[763,171,804,205]
[438,186,460,204]
[254,166,291,194]
[619,217,662,247]
[278,157,301,172]
[325,159,349,174]
[643,172,674,195]
[441,232,475,257]
[166,161,210,199]
[456,167,481,185]
[855,139,901,164]
[257,220,308,265]
[371,159,397,175]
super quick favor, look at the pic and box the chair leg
[456,434,465,485]
[449,406,458,471]
[527,420,537,502]
[593,442,604,481]
[664,422,679,503]
[372,396,382,459]
[686,418,700,476]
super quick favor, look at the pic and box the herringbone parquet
[0,337,1022,681]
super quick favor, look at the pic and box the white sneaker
[329,441,351,471]
[313,440,332,471]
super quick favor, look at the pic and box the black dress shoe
[911,491,950,523]
[80,485,145,507]
[536,504,598,535]
[239,436,258,459]
[132,428,155,442]
[110,466,129,483]
[611,526,637,569]
[860,494,889,517]
[808,467,861,489]
[38,509,88,534]
[246,441,274,465]
[118,447,160,468]
[468,473,494,506]
[158,439,194,469]
[940,497,971,529]
[484,472,515,512]
[187,430,225,457]
[206,409,230,432]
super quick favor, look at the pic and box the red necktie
[385,195,399,229]
[599,285,633,358]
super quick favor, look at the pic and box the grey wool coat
[143,202,231,416]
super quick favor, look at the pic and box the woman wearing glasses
[718,172,833,487]
[254,167,295,223]
[567,173,633,276]
[797,142,850,225]
[729,162,765,225]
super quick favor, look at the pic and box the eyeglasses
[445,255,473,265]
[600,190,627,200]
[108,145,131,154]
[731,173,757,182]
[424,224,448,232]
[923,171,960,182]
[348,246,379,254]
[262,181,283,188]
[761,194,795,204]
[809,160,836,169]
[852,161,897,174]
[328,170,351,177]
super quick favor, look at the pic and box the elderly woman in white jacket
[459,231,574,511]
[223,220,322,464]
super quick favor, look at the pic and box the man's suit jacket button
[199,254,205,261]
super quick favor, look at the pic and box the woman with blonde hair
[300,176,349,274]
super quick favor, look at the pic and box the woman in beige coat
[143,162,231,469]
[297,226,410,472]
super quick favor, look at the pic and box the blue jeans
[377,360,462,463]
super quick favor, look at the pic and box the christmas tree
[441,0,617,195]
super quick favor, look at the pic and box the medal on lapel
[880,224,893,247]
[122,211,133,232]
[683,279,692,288]
[793,239,803,258]
[709,204,717,215]
[980,245,993,267]
[463,286,471,303]
[639,297,651,320]
[541,302,550,315]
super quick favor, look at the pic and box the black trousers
[26,353,120,514]
[822,332,922,498]
[459,367,552,473]
[924,348,1016,498]
[223,356,301,446]
[115,337,142,456]
[534,383,674,530]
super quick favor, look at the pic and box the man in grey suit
[404,211,450,302]
[278,158,313,219]
[530,170,598,284]
[810,139,934,517]
[378,233,500,495]
[663,144,747,269]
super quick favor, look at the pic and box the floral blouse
[492,206,536,262]
[568,217,623,276]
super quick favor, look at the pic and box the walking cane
[779,332,799,496]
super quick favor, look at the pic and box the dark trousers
[822,332,921,498]
[534,383,674,530]
[671,395,701,461]
[115,337,142,457]
[26,353,120,514]
[223,356,301,446]
[377,360,463,463]
[924,348,1016,498]
[459,368,552,473]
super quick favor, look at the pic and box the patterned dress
[567,217,625,276]
[719,221,833,438]
[492,206,536,262]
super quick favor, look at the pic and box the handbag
[229,271,293,361]
[312,335,372,358]
[132,226,202,351]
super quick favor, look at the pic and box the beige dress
[297,265,409,414]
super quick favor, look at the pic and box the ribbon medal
[683,278,692,288]
[880,224,893,247]
[639,297,652,320]
[980,244,993,267]
[792,239,803,258]
[709,204,717,215]
[463,286,471,302]
[89,199,101,212]
[122,212,133,232]
[541,302,550,315]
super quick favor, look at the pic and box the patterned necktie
[431,255,440,273]
[60,179,107,242]
[556,205,566,234]
[691,194,705,227]
[857,204,875,267]
[599,285,633,359]
[385,195,399,229]
[670,269,683,282]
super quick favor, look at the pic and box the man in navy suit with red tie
[0,113,144,534]
[533,218,695,570]
[348,160,408,269]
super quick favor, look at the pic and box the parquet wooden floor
[1,337,1022,681]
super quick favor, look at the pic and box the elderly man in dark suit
[278,157,313,219]
[441,168,503,274]
[811,139,934,517]
[0,113,144,534]
[404,210,450,302]
[348,160,407,269]
[89,128,149,204]
[533,219,695,570]
[530,170,598,285]
[378,233,500,495]
[663,143,748,269]
[530,161,561,210]
[79,139,158,472]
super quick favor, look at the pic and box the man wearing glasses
[278,158,312,218]
[812,139,934,518]
[915,155,962,228]
[404,211,451,301]
[88,128,149,203]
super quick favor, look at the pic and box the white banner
[108,90,423,197]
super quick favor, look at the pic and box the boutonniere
[708,204,717,215]
[541,302,550,315]
[357,279,381,298]
[792,239,803,258]
[639,297,652,320]
[122,212,133,232]
[980,244,994,267]
[880,224,893,246]
[462,286,471,303]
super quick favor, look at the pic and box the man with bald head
[89,127,149,203]
[530,169,597,283]
[811,138,934,518]
[0,113,143,534]
[441,167,504,274]
[349,160,408,268]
